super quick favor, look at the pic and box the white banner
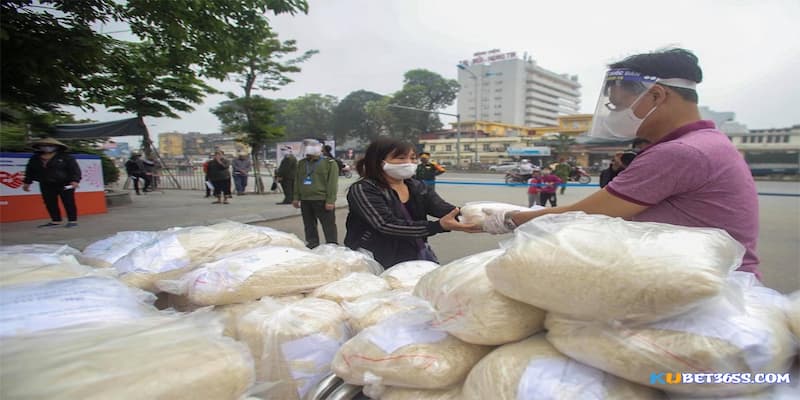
[0,153,104,196]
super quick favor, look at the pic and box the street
[260,173,800,294]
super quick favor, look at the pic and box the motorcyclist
[518,159,534,181]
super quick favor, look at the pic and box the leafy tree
[278,94,338,140]
[388,69,459,143]
[543,133,577,159]
[363,96,397,140]
[90,41,215,157]
[331,90,384,145]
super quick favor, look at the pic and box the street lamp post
[386,104,460,167]
[458,64,481,165]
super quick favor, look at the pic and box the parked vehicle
[504,168,531,184]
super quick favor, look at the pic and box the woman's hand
[439,208,481,233]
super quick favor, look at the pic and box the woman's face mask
[383,161,417,180]
[305,146,321,157]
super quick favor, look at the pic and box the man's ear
[651,85,669,105]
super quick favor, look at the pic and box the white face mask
[383,162,417,180]
[39,145,58,153]
[602,91,658,139]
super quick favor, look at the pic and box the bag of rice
[0,276,156,336]
[311,272,391,303]
[0,244,81,257]
[788,291,800,338]
[237,297,351,400]
[545,272,796,397]
[370,385,462,400]
[312,244,385,275]
[342,290,433,333]
[332,310,492,389]
[458,201,534,226]
[156,246,345,306]
[114,222,298,292]
[0,254,96,287]
[414,250,545,345]
[79,231,160,268]
[462,334,663,400]
[0,312,254,400]
[381,260,439,290]
[486,212,743,323]
[215,295,304,339]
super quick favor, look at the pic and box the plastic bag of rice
[312,244,385,275]
[788,291,800,338]
[0,244,81,257]
[381,260,439,290]
[0,311,254,400]
[79,231,160,268]
[237,297,351,400]
[311,272,391,303]
[215,295,304,339]
[0,276,157,336]
[486,212,743,323]
[545,272,796,397]
[458,201,535,226]
[366,385,462,400]
[462,334,663,400]
[332,310,492,389]
[114,222,300,292]
[414,249,545,345]
[0,254,97,287]
[156,246,345,306]
[342,290,433,333]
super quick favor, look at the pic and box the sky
[71,0,800,147]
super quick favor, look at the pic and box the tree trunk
[250,148,265,194]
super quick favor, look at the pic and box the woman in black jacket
[22,138,82,228]
[344,138,478,268]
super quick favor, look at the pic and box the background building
[158,132,185,158]
[457,50,581,127]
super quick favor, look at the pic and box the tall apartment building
[457,50,581,127]
[158,132,185,158]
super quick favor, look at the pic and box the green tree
[389,69,459,143]
[363,96,397,140]
[212,96,285,154]
[543,133,577,159]
[278,94,338,140]
[331,90,384,145]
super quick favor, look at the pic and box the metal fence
[122,170,277,192]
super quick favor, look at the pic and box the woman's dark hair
[609,48,702,103]
[356,137,415,187]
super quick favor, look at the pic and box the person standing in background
[415,152,446,191]
[125,152,150,195]
[275,146,297,205]
[293,139,339,248]
[526,168,543,207]
[232,152,252,195]
[207,150,232,204]
[538,167,563,207]
[202,153,213,198]
[554,158,571,195]
[22,138,82,228]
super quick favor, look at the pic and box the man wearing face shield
[482,48,762,280]
[293,138,339,248]
[22,138,82,228]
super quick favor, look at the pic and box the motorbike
[568,166,592,184]
[504,169,532,184]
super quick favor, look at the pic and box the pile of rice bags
[381,260,439,291]
[113,221,305,291]
[311,272,390,303]
[79,231,160,268]
[311,244,385,275]
[368,385,462,400]
[0,243,81,257]
[332,310,491,389]
[237,297,351,400]
[788,291,800,338]
[156,246,345,306]
[342,290,433,333]
[0,312,254,400]
[215,294,305,338]
[462,335,663,399]
[487,212,743,323]
[546,272,796,397]
[0,276,156,336]
[458,201,534,226]
[414,249,545,345]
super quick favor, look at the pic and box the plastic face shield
[587,69,658,140]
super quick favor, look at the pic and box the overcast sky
[73,0,800,146]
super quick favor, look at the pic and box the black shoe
[136,192,141,195]
[276,201,290,205]
[65,222,78,228]
[37,222,61,228]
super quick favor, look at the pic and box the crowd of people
[22,47,763,281]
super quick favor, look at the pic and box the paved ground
[2,174,797,293]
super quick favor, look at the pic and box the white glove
[482,208,516,235]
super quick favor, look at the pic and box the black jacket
[125,158,145,176]
[24,152,81,186]
[599,166,620,188]
[344,178,455,268]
